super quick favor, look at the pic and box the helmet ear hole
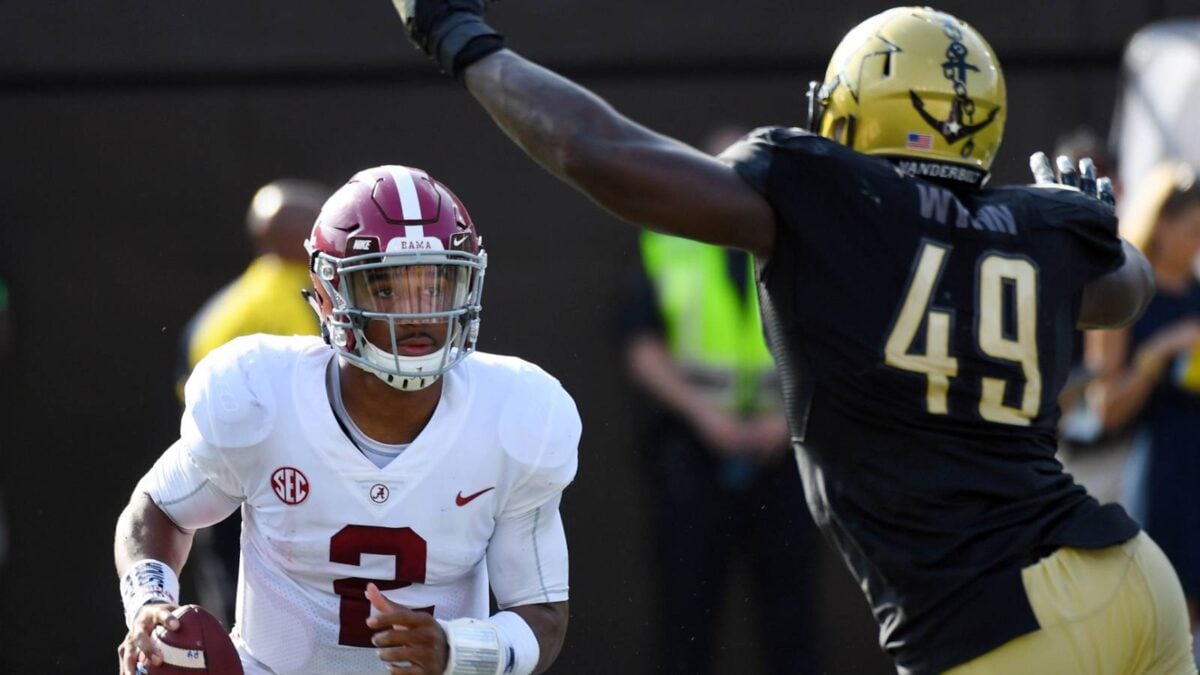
[829,116,857,148]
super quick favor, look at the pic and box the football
[143,605,243,674]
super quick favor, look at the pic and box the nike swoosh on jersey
[455,487,495,506]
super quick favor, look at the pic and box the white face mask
[314,249,487,391]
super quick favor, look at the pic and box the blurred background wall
[0,1,1196,672]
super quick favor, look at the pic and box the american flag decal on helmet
[906,132,934,150]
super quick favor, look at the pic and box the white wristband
[438,617,501,675]
[490,611,539,675]
[438,611,538,675]
[119,559,180,630]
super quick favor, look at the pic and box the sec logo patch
[271,467,309,505]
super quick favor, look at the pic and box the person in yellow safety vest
[639,231,780,425]
[175,179,330,399]
[173,178,331,625]
[622,224,822,674]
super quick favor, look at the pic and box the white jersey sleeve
[181,335,278,457]
[177,336,280,499]
[487,370,580,608]
[487,493,570,609]
[139,336,283,528]
[496,371,581,517]
[137,439,242,529]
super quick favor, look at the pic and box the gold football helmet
[809,7,1006,187]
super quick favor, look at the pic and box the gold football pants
[946,532,1195,675]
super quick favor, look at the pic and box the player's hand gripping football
[117,602,180,675]
[1029,151,1115,207]
[366,583,450,673]
[390,0,504,77]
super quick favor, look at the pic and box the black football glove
[1029,151,1115,207]
[391,0,504,78]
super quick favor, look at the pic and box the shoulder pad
[719,126,787,162]
[495,361,581,474]
[1008,185,1123,279]
[181,335,279,449]
[721,126,838,195]
[720,127,782,195]
[1021,185,1118,236]
[761,126,817,144]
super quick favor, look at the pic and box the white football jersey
[167,335,580,674]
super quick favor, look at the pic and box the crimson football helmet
[305,165,486,390]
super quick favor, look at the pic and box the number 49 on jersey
[884,240,1042,426]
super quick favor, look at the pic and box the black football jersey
[723,127,1139,674]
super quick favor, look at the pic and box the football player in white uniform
[115,165,580,675]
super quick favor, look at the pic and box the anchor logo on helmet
[909,19,1002,157]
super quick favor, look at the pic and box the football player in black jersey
[385,3,1195,672]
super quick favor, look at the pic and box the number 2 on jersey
[330,525,430,647]
[884,240,1041,425]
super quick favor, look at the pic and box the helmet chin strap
[359,341,446,391]
[371,368,441,391]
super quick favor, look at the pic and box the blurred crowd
[1056,17,1200,667]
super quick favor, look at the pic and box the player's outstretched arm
[389,1,777,256]
[463,51,776,255]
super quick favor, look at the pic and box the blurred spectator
[176,178,330,624]
[176,178,329,396]
[1111,19,1200,203]
[619,129,822,674]
[1084,161,1200,644]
